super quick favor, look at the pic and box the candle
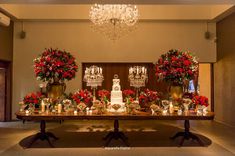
[169,103,174,114]
[100,68,102,74]
[86,107,89,114]
[142,67,144,73]
[89,110,92,115]
[178,109,182,115]
[58,104,62,114]
[162,110,167,115]
[41,101,45,113]
[25,110,29,114]
[74,110,78,115]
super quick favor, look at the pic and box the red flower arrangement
[34,48,78,82]
[23,92,43,108]
[71,89,93,107]
[192,95,209,107]
[123,89,135,98]
[155,49,198,85]
[139,89,160,106]
[123,89,135,104]
[98,89,110,103]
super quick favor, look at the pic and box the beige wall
[215,12,235,126]
[12,21,216,118]
[199,64,211,111]
[0,22,13,61]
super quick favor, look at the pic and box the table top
[15,111,214,121]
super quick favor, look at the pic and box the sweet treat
[109,74,125,112]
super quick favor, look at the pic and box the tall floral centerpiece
[34,48,78,99]
[155,49,198,100]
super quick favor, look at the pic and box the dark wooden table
[16,111,214,148]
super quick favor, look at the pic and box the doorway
[0,68,6,121]
[0,61,11,121]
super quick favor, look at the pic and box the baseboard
[214,119,235,128]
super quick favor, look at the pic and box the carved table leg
[103,120,129,147]
[26,120,59,148]
[170,120,204,146]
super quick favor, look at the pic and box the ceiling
[0,1,234,21]
[0,0,235,4]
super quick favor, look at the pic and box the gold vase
[169,85,183,100]
[47,82,66,99]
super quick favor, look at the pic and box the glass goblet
[42,98,50,113]
[182,98,192,113]
[161,100,170,112]
[63,99,72,113]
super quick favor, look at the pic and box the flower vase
[169,85,183,100]
[47,80,66,99]
[169,85,183,112]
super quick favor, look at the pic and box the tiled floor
[0,120,234,156]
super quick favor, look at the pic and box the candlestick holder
[83,65,104,102]
[128,66,148,100]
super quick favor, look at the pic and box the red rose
[183,60,191,66]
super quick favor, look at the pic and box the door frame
[0,60,12,121]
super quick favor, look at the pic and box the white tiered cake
[109,75,125,112]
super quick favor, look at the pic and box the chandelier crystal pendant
[89,4,139,41]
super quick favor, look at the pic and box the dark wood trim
[15,112,214,121]
[211,63,214,112]
[6,62,12,121]
[81,62,157,91]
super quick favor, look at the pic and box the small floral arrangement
[23,92,43,108]
[34,48,78,82]
[155,49,198,85]
[139,89,160,107]
[126,101,140,114]
[150,104,161,113]
[71,89,93,107]
[92,100,106,114]
[98,89,110,103]
[192,95,209,107]
[123,89,135,104]
[123,89,135,97]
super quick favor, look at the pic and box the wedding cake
[109,74,125,112]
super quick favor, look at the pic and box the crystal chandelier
[128,66,148,100]
[89,4,139,41]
